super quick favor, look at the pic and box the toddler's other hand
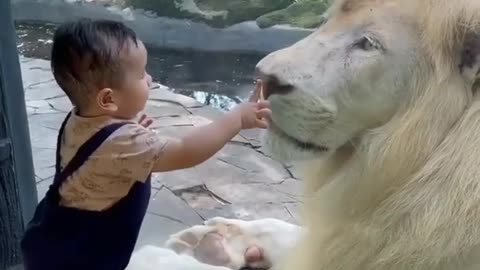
[138,114,154,128]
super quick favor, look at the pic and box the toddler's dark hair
[51,18,138,108]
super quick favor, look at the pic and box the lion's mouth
[268,121,329,152]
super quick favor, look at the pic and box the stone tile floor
[20,57,303,249]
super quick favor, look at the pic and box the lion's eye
[356,36,378,51]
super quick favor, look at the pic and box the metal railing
[0,0,37,268]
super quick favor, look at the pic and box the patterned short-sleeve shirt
[58,112,168,211]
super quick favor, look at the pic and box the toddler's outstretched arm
[152,84,270,172]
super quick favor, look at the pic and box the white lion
[256,0,480,269]
[130,0,480,269]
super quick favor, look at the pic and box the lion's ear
[460,32,480,87]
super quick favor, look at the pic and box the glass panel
[11,1,331,268]
[13,0,330,111]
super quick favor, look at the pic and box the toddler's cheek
[133,86,149,109]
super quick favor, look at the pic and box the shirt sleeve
[91,123,169,182]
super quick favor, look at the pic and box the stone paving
[20,56,303,249]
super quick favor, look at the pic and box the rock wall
[11,0,331,53]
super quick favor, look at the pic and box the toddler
[21,18,270,270]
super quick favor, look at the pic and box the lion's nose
[255,67,293,99]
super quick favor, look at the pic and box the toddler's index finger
[256,100,271,110]
[257,79,265,102]
[249,79,263,103]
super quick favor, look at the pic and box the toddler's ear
[97,88,118,112]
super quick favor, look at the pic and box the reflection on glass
[15,22,265,111]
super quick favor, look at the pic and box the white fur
[128,217,303,270]
[131,1,480,269]
[255,0,480,269]
[127,245,230,270]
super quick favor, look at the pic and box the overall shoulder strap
[55,111,72,173]
[52,113,127,188]
[54,122,127,185]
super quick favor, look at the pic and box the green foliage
[126,0,191,18]
[257,0,330,28]
[124,0,332,28]
[195,0,293,26]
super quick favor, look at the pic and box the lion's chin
[261,128,329,162]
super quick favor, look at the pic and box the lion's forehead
[322,0,417,33]
[329,0,479,59]
[335,0,417,12]
[340,0,399,12]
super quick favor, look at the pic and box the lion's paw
[164,225,216,254]
[204,217,250,232]
[164,223,236,268]
[204,217,238,226]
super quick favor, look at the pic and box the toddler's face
[114,39,152,119]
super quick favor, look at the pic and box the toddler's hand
[232,101,271,129]
[234,103,271,130]
[138,114,154,128]
[232,80,271,129]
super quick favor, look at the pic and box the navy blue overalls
[21,112,151,270]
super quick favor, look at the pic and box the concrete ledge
[12,0,313,53]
